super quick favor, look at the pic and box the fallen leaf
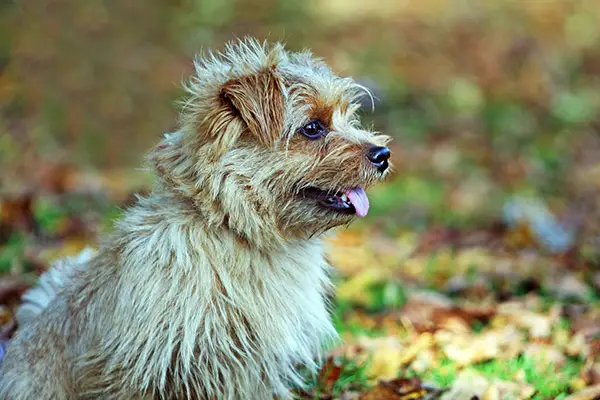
[359,336,405,381]
[440,369,489,400]
[566,333,590,358]
[358,377,441,400]
[522,343,566,369]
[580,361,600,386]
[564,384,600,400]
[481,384,500,400]
[0,277,31,304]
[0,194,38,237]
[410,349,437,374]
[394,290,494,333]
[336,269,390,306]
[316,357,344,395]
[492,378,535,399]
[545,273,590,302]
[572,310,600,340]
[496,302,558,339]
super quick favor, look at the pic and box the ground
[1,168,600,399]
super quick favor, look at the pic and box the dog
[0,38,391,399]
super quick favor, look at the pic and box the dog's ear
[219,68,285,147]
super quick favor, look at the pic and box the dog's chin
[272,185,371,238]
[274,192,360,238]
[297,185,370,218]
[299,187,357,216]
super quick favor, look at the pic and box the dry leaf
[522,343,566,369]
[564,384,600,400]
[440,369,489,400]
[336,269,389,306]
[358,377,439,400]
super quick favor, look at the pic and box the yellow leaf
[336,269,388,306]
[38,239,95,265]
[359,336,404,382]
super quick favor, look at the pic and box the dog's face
[152,39,391,246]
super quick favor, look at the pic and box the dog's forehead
[279,59,365,118]
[277,52,366,108]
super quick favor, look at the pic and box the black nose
[367,146,391,172]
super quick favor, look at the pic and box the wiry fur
[0,38,390,399]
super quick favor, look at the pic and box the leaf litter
[318,219,600,399]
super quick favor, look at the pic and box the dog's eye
[298,120,327,140]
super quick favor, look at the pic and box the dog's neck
[149,176,307,252]
[119,187,326,271]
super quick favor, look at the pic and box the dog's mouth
[299,186,370,217]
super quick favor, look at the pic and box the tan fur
[0,38,391,399]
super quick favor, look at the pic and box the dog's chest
[109,223,336,397]
[158,247,335,398]
[214,248,333,355]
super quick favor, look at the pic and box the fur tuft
[15,248,96,327]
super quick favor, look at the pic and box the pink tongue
[345,187,369,217]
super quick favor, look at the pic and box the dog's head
[151,39,391,247]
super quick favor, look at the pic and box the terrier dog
[0,38,391,399]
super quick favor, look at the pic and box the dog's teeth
[341,194,349,202]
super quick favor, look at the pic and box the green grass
[406,354,583,399]
[473,355,582,398]
[366,175,446,229]
[0,232,26,273]
[101,204,125,232]
[327,357,372,398]
[420,358,459,387]
[301,356,372,399]
[332,301,383,338]
[34,198,68,234]
[366,280,407,312]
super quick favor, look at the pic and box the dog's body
[2,194,333,399]
[0,39,390,399]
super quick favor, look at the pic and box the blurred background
[2,0,600,398]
